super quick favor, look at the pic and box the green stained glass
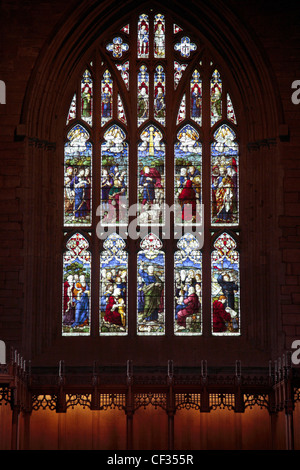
[137,233,165,335]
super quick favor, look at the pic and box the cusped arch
[20,0,283,144]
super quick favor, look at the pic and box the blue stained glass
[64,125,92,227]
[174,36,197,57]
[101,70,113,126]
[100,233,128,335]
[154,65,166,126]
[106,37,129,58]
[174,234,202,335]
[62,233,91,336]
[137,233,165,335]
[138,14,149,58]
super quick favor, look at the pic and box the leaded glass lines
[62,10,240,338]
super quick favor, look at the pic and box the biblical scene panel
[137,125,165,226]
[62,233,91,336]
[64,124,92,226]
[211,232,240,335]
[174,234,202,335]
[174,124,202,225]
[137,234,165,335]
[211,124,239,226]
[100,234,128,335]
[100,125,128,226]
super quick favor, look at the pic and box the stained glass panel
[227,93,237,124]
[174,61,188,89]
[137,233,165,335]
[100,233,128,335]
[211,124,239,225]
[174,234,202,335]
[154,14,165,58]
[210,69,222,126]
[101,70,113,126]
[138,125,165,226]
[64,124,92,226]
[211,233,240,335]
[174,125,202,225]
[137,65,149,127]
[138,14,149,58]
[106,37,129,58]
[81,69,93,126]
[117,94,127,124]
[66,93,76,125]
[176,94,186,124]
[100,125,128,225]
[115,61,129,89]
[154,65,166,126]
[173,24,183,34]
[174,36,197,58]
[190,70,202,125]
[62,233,91,336]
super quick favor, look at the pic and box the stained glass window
[138,14,149,58]
[174,36,197,58]
[174,62,188,89]
[154,65,166,126]
[62,9,240,338]
[211,124,239,225]
[64,125,92,226]
[174,234,202,335]
[66,93,76,125]
[210,69,222,126]
[116,61,129,89]
[138,125,165,226]
[101,70,113,126]
[62,233,91,336]
[137,65,149,126]
[211,233,240,335]
[190,70,202,125]
[100,233,128,335]
[81,69,93,126]
[137,234,165,335]
[174,125,202,225]
[100,125,128,225]
[176,94,186,124]
[154,14,165,58]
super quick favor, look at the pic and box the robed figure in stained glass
[138,262,164,322]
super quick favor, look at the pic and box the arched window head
[62,9,241,339]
